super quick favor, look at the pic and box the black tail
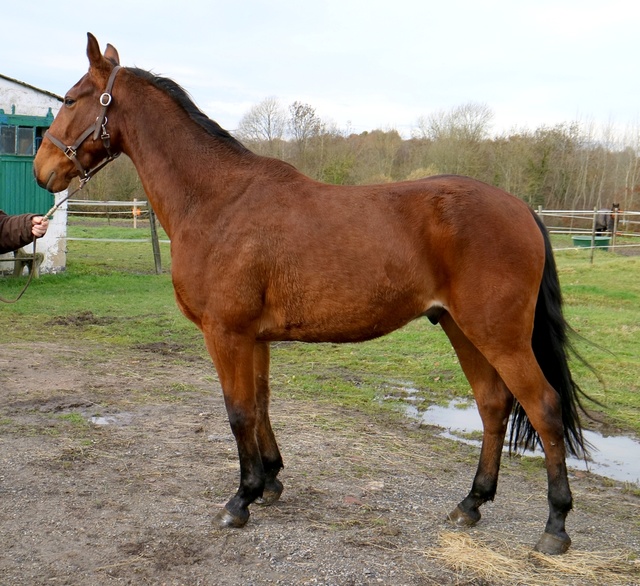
[509,212,591,459]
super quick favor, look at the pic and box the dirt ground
[0,340,638,586]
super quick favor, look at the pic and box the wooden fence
[536,207,640,262]
[66,199,164,274]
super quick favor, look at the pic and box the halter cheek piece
[45,65,122,186]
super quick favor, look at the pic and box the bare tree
[415,102,493,143]
[237,97,287,157]
[288,101,324,161]
[621,126,640,211]
[414,102,494,177]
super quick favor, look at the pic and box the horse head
[34,33,122,193]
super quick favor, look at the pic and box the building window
[0,125,16,154]
[0,124,36,155]
[17,127,35,155]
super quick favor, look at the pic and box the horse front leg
[204,330,265,528]
[254,341,284,505]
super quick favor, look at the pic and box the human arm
[0,211,46,254]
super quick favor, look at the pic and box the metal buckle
[100,92,112,107]
[63,146,77,160]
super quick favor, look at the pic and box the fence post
[148,205,162,275]
[133,198,139,229]
[590,207,597,264]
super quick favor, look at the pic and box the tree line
[80,99,640,212]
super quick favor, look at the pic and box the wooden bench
[13,249,44,278]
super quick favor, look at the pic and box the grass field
[1,217,638,435]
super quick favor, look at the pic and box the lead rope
[0,238,40,304]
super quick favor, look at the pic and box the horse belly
[257,277,432,343]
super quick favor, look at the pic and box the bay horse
[34,34,591,555]
[596,203,620,235]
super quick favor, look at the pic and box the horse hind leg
[499,355,573,554]
[253,342,284,506]
[439,314,514,527]
[463,328,574,555]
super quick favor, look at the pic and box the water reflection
[399,396,640,486]
[89,413,133,426]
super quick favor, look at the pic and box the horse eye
[64,97,76,107]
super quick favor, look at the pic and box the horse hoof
[447,505,481,527]
[256,488,282,506]
[534,532,571,555]
[213,507,249,529]
[256,480,284,506]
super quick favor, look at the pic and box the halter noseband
[45,65,122,186]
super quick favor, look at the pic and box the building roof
[0,73,63,102]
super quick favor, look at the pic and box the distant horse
[595,203,620,235]
[34,34,591,555]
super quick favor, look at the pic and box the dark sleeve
[0,210,36,254]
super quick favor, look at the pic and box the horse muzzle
[33,155,70,193]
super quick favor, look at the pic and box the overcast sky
[3,0,638,137]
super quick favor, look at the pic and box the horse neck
[116,82,256,237]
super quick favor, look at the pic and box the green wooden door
[0,155,54,214]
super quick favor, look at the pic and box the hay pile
[425,531,639,586]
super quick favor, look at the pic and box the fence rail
[66,199,164,273]
[536,207,640,261]
[537,208,640,234]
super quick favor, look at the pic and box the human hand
[31,216,49,238]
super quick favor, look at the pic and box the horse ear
[105,44,120,66]
[86,33,103,68]
[86,33,116,77]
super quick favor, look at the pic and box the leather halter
[45,65,122,186]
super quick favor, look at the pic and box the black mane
[127,67,250,153]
